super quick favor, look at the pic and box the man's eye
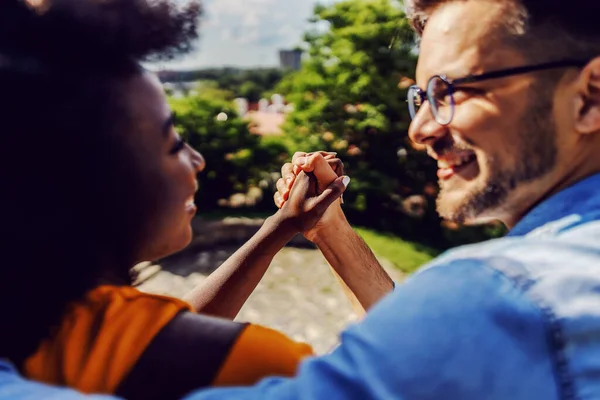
[452,87,481,102]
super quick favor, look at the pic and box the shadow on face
[121,72,206,263]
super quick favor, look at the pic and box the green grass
[198,211,439,274]
[354,227,439,274]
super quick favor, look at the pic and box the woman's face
[123,72,205,262]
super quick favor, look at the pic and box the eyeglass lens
[407,76,455,125]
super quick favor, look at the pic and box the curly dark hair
[406,0,600,62]
[0,0,201,365]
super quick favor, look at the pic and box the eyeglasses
[407,59,589,125]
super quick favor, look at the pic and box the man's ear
[574,57,600,135]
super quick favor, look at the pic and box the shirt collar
[508,173,600,237]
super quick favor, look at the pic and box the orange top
[24,285,313,394]
[24,285,193,393]
[213,324,313,386]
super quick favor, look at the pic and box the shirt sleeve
[0,364,120,400]
[182,259,560,400]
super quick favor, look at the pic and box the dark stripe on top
[116,311,247,400]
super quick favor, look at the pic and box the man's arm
[277,152,394,313]
[312,206,394,314]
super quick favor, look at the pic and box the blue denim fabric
[187,174,600,400]
[0,361,120,400]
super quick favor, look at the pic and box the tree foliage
[277,0,503,247]
[160,67,287,102]
[169,92,287,211]
[277,0,445,244]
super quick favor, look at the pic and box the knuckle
[292,152,306,161]
[281,163,292,173]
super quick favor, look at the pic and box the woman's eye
[170,136,186,155]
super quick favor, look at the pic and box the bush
[169,94,288,212]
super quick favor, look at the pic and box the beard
[437,85,558,224]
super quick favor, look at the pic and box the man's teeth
[438,154,475,169]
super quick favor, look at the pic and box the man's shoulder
[423,221,600,314]
[188,259,561,400]
[0,361,119,400]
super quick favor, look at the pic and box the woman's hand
[274,168,349,235]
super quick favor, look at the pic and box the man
[183,0,600,398]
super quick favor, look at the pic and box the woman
[0,0,348,399]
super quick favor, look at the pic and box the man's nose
[408,102,448,146]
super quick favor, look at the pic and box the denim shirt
[187,173,600,400]
[0,361,119,399]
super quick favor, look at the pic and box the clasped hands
[274,151,349,243]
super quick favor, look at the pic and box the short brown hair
[406,0,600,61]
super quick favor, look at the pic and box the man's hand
[275,152,348,242]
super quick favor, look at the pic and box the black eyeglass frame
[407,59,590,125]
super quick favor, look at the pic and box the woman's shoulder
[24,285,192,394]
[80,285,193,310]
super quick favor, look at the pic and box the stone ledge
[187,217,314,252]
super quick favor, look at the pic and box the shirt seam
[471,258,578,400]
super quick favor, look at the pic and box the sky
[156,0,335,70]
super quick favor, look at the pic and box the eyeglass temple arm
[453,59,589,85]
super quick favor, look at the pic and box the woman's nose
[188,145,206,173]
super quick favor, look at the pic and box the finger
[321,152,338,160]
[292,152,308,164]
[327,158,344,177]
[295,157,342,176]
[296,153,339,191]
[309,176,350,215]
[274,191,284,209]
[280,163,296,192]
[287,171,312,203]
[293,151,335,163]
[308,151,336,158]
[276,177,288,196]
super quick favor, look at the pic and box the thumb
[309,176,350,215]
[296,153,338,192]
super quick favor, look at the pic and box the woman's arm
[183,214,296,319]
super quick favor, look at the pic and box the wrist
[309,206,352,246]
[266,211,301,240]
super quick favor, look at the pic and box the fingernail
[342,176,351,187]
[296,157,307,166]
[330,152,338,156]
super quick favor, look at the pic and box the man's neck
[503,163,600,230]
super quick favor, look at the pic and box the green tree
[278,0,450,245]
[238,81,263,103]
[169,93,287,211]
